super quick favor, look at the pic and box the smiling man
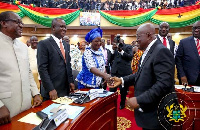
[0,11,42,125]
[108,23,175,129]
[28,36,40,89]
[37,18,75,101]
[157,22,176,56]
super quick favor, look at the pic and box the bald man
[157,22,175,56]
[108,23,175,129]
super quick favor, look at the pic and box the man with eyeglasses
[0,11,42,125]
[108,23,175,129]
[175,21,200,86]
[37,18,75,101]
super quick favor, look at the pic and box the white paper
[193,86,200,92]
[18,112,42,125]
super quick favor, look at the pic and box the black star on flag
[177,14,183,18]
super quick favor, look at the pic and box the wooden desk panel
[175,89,200,130]
[0,92,118,130]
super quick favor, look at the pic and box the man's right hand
[107,77,122,88]
[49,89,58,100]
[181,76,188,86]
[0,105,11,125]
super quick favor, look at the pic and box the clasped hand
[106,77,122,88]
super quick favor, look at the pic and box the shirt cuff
[119,50,124,55]
[121,77,124,88]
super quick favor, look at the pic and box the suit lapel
[135,41,158,81]
[169,39,174,55]
[190,36,200,60]
[49,36,66,62]
[157,35,162,43]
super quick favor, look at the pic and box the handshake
[103,75,140,110]
[103,74,123,88]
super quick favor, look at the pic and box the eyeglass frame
[4,19,24,25]
[192,26,200,30]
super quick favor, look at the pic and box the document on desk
[42,103,85,119]
[52,97,73,104]
[18,112,42,125]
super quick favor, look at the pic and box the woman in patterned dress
[76,27,110,89]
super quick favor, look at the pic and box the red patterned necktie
[163,37,167,47]
[60,40,66,62]
[197,39,200,56]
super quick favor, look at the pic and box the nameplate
[89,89,104,93]
[53,109,68,127]
[89,91,99,100]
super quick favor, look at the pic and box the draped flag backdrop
[0,1,199,28]
[99,8,158,27]
[0,2,25,18]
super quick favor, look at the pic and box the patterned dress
[76,47,105,89]
[70,45,82,71]
[131,50,143,73]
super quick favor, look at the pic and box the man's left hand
[70,83,76,92]
[126,97,139,109]
[32,95,42,108]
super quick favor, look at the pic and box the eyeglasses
[192,26,200,30]
[4,19,24,25]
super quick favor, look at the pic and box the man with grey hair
[108,23,175,129]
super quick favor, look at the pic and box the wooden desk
[0,92,118,130]
[174,89,200,130]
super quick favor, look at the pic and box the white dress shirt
[158,34,170,50]
[140,39,157,66]
[51,34,65,52]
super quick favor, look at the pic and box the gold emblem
[166,103,187,122]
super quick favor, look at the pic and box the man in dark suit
[157,22,175,56]
[101,39,111,74]
[108,23,175,129]
[175,21,200,86]
[37,18,75,101]
[109,35,133,109]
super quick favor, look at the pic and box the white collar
[51,34,62,43]
[158,34,167,41]
[143,38,157,53]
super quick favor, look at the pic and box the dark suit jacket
[110,44,133,77]
[157,35,175,56]
[123,40,175,129]
[175,36,200,85]
[105,48,111,74]
[37,36,73,99]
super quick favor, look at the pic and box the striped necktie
[197,39,200,56]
